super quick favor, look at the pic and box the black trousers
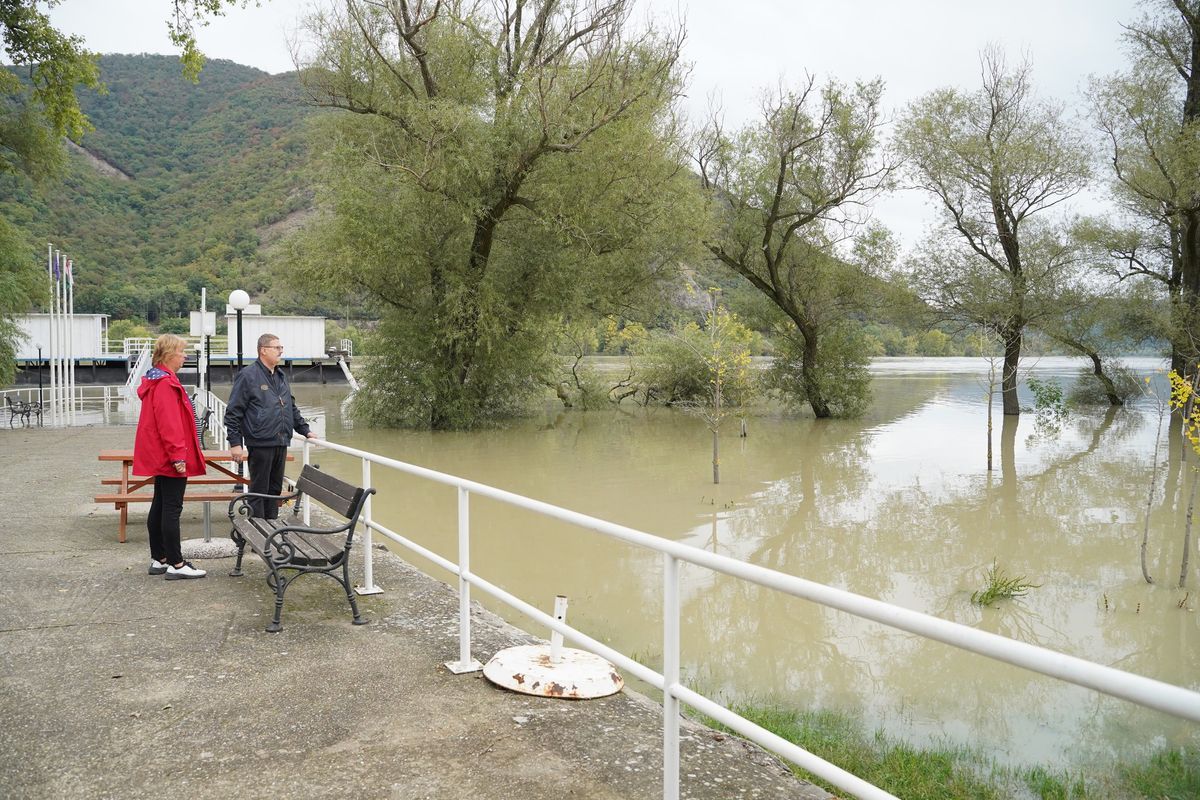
[247,445,288,519]
[148,475,187,565]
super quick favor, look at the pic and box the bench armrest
[267,521,352,538]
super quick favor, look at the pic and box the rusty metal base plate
[482,645,624,699]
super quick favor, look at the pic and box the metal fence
[0,385,124,427]
[108,336,230,358]
[254,420,1200,800]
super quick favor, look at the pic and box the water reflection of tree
[718,423,874,577]
[338,377,1197,768]
[675,401,1199,771]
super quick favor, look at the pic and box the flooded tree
[293,0,700,428]
[1139,376,1171,584]
[1169,369,1200,587]
[694,78,896,418]
[678,290,756,484]
[896,49,1091,417]
[1087,0,1200,379]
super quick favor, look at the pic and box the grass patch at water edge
[1119,748,1200,799]
[707,705,1004,799]
[697,703,1199,799]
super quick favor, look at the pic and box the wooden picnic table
[95,449,292,543]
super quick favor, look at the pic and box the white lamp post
[228,289,250,372]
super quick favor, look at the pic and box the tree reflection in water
[296,361,1198,772]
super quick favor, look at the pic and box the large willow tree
[695,77,895,419]
[897,50,1090,417]
[294,0,698,428]
[1088,0,1200,377]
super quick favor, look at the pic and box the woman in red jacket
[133,334,208,580]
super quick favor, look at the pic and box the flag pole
[67,258,76,424]
[47,245,57,427]
[55,249,63,426]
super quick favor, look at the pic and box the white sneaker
[148,559,168,576]
[165,561,207,580]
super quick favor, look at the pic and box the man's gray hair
[257,333,280,350]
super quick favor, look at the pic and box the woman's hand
[173,460,187,475]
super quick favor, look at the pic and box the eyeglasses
[263,345,284,351]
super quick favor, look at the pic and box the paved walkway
[0,425,830,800]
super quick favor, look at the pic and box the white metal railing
[119,337,155,357]
[284,431,1200,800]
[0,385,123,427]
[123,347,152,398]
[107,336,230,358]
[203,390,229,451]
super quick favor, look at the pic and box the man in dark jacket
[225,333,318,518]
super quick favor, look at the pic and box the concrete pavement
[0,424,831,800]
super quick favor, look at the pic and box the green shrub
[633,309,758,408]
[1067,364,1140,406]
[767,324,872,418]
[108,318,152,342]
[158,317,190,335]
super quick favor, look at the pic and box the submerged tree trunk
[711,367,722,485]
[1046,331,1124,406]
[1181,469,1197,588]
[1001,413,1018,485]
[987,385,995,472]
[1001,329,1022,416]
[712,427,720,485]
[801,332,830,419]
[1141,399,1168,585]
[1088,352,1124,406]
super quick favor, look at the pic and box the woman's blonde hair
[151,333,188,367]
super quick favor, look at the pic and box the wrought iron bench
[227,464,375,632]
[6,396,42,428]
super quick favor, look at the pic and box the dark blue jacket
[224,359,310,448]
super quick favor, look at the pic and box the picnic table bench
[94,449,292,543]
[228,464,375,632]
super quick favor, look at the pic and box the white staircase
[122,343,152,399]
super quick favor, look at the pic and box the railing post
[445,486,482,674]
[356,457,383,595]
[663,553,681,800]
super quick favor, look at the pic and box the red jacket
[133,367,207,478]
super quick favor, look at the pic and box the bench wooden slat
[290,531,345,563]
[232,515,343,566]
[297,468,363,519]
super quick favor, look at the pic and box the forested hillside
[1,54,319,320]
[0,51,1131,380]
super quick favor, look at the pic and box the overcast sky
[44,0,1144,246]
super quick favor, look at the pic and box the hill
[0,54,988,357]
[0,54,320,321]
